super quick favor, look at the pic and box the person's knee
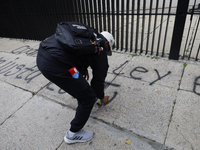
[78,97,96,108]
[89,97,97,105]
[79,86,96,100]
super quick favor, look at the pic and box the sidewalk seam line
[161,63,186,149]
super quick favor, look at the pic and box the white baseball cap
[101,31,115,56]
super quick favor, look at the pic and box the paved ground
[0,38,200,150]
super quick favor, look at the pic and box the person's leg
[37,53,96,132]
[70,87,96,132]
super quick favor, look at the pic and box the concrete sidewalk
[0,38,200,150]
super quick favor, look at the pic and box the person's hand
[83,69,89,80]
[100,96,109,106]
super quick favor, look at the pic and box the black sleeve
[88,47,109,99]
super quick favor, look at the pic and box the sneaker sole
[64,135,93,144]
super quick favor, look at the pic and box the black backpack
[55,21,104,55]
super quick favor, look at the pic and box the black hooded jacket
[38,34,109,99]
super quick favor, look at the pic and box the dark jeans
[36,49,96,132]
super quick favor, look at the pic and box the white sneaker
[64,130,94,144]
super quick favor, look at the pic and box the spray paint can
[96,99,104,108]
[69,66,79,79]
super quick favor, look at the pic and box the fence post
[169,0,190,60]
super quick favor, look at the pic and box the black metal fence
[0,0,200,61]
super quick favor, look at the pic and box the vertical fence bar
[23,1,28,39]
[40,1,49,39]
[85,0,90,26]
[93,0,98,30]
[169,0,190,60]
[120,0,124,51]
[182,7,194,59]
[135,0,140,53]
[107,0,111,32]
[140,0,146,54]
[145,0,153,55]
[22,1,34,39]
[64,1,69,21]
[195,43,200,61]
[4,1,14,38]
[21,1,28,39]
[151,0,159,55]
[0,2,6,37]
[77,0,83,23]
[98,0,103,31]
[73,0,79,22]
[125,0,130,52]
[17,1,24,38]
[15,1,24,39]
[37,0,47,39]
[183,0,196,59]
[89,0,94,27]
[72,0,78,22]
[111,0,115,38]
[162,0,172,57]
[56,1,62,22]
[81,0,87,24]
[130,0,135,52]
[116,0,119,50]
[77,0,84,23]
[76,0,83,22]
[102,0,106,31]
[156,0,166,56]
[60,1,66,21]
[69,0,75,21]
[44,0,54,38]
[52,1,59,29]
[188,14,200,59]
[45,0,56,34]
